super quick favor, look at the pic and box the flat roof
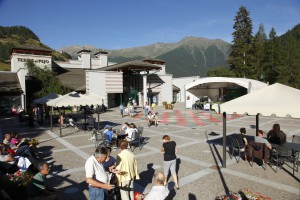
[98,60,161,72]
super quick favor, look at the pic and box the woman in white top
[125,123,138,141]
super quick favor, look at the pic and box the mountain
[0,26,71,71]
[60,37,231,77]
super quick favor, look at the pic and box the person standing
[161,135,179,189]
[144,102,150,119]
[119,104,124,118]
[85,146,115,200]
[116,140,140,200]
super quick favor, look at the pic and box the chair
[270,146,295,173]
[292,135,300,144]
[128,127,144,151]
[91,129,104,148]
[228,136,246,163]
[86,118,96,131]
[247,141,269,169]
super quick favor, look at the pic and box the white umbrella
[33,93,61,104]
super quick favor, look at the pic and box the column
[143,75,147,105]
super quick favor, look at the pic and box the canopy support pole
[223,112,227,168]
[50,107,53,131]
[256,113,259,136]
[97,105,100,132]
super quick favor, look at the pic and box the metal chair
[292,135,300,144]
[270,146,295,173]
[228,136,246,163]
[248,142,269,169]
[128,127,144,151]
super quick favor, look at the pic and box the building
[1,47,173,111]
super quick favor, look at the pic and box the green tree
[227,6,256,78]
[207,66,235,77]
[278,32,300,88]
[263,28,281,84]
[253,24,267,80]
[25,60,71,99]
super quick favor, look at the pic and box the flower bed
[215,188,271,200]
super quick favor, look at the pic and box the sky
[0,0,299,50]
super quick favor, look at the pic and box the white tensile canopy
[219,83,300,168]
[47,91,103,107]
[33,93,61,104]
[220,83,300,118]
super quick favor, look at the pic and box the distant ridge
[60,37,231,77]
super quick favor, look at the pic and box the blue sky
[0,0,299,50]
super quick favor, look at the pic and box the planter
[165,104,173,110]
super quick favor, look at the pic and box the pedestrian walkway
[1,103,299,200]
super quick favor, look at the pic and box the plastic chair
[270,146,295,173]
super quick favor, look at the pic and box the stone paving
[1,103,300,200]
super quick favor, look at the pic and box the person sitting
[255,130,272,149]
[147,111,158,127]
[120,122,130,133]
[238,127,248,159]
[105,127,115,145]
[267,123,287,145]
[27,162,60,200]
[136,171,169,200]
[125,123,138,142]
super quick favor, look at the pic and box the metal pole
[59,113,62,137]
[51,107,53,131]
[256,113,259,136]
[223,112,227,168]
[97,105,100,132]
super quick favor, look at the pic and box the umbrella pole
[51,107,53,131]
[223,112,227,168]
[256,113,259,136]
[97,105,100,132]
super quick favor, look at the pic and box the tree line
[0,26,40,41]
[209,6,300,89]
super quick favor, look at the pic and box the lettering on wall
[17,58,50,64]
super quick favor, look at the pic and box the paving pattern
[1,103,299,200]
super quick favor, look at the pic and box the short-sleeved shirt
[105,130,114,142]
[27,172,46,197]
[144,185,169,200]
[85,155,108,185]
[103,156,117,171]
[255,136,271,148]
[163,141,176,161]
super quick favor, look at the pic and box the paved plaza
[1,103,299,200]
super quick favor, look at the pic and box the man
[255,130,272,149]
[137,171,169,200]
[27,162,60,200]
[85,146,115,200]
[116,140,139,200]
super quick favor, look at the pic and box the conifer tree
[227,6,255,78]
[253,24,267,80]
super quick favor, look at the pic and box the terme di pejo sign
[17,58,50,64]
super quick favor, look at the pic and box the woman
[267,124,286,145]
[125,123,138,141]
[161,135,179,189]
[59,112,65,127]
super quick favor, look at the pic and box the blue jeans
[89,185,106,200]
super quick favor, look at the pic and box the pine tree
[227,6,255,78]
[253,24,267,80]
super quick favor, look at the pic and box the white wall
[11,53,52,73]
[172,76,200,102]
[159,74,173,104]
[86,71,123,107]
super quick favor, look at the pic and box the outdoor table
[282,142,300,152]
